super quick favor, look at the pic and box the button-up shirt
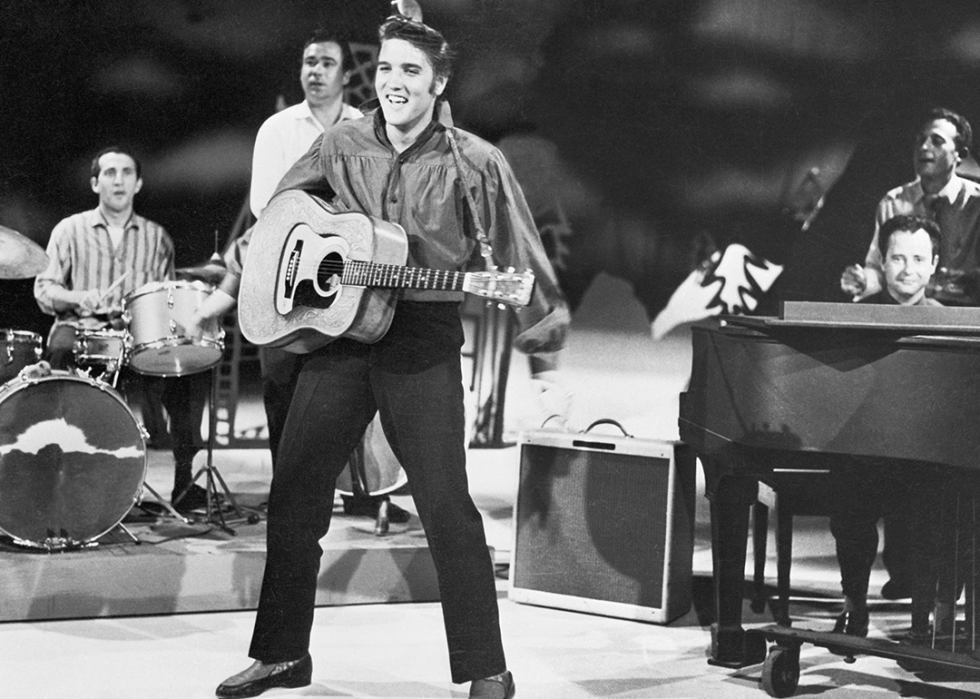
[249,100,363,218]
[34,208,174,330]
[862,174,980,296]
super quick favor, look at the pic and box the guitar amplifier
[509,427,696,624]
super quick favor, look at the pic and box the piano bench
[751,471,837,625]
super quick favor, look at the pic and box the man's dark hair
[378,15,453,81]
[925,107,973,158]
[303,30,354,73]
[90,146,141,179]
[878,214,941,258]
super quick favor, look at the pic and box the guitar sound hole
[318,252,345,291]
[294,280,334,309]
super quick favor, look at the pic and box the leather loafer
[215,653,312,698]
[469,670,515,699]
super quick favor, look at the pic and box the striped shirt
[34,207,174,329]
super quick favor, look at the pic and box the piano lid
[723,301,980,335]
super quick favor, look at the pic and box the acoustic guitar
[238,189,535,352]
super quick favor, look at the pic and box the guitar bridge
[275,238,303,315]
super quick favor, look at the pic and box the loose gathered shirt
[230,104,569,356]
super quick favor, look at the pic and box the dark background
[4,0,980,335]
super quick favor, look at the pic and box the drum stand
[137,481,192,525]
[182,365,260,535]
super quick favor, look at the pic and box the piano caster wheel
[761,645,800,698]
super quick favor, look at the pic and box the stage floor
[4,274,980,698]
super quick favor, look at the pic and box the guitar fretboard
[325,259,467,291]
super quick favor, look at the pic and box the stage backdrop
[4,0,980,334]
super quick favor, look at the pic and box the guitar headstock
[463,268,535,306]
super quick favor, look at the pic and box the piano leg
[703,456,767,667]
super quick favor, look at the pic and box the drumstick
[98,271,131,301]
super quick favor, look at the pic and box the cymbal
[0,225,48,279]
[175,262,226,285]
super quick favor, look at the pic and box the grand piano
[678,302,980,668]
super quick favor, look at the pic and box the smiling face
[301,41,350,108]
[913,118,961,188]
[375,38,447,147]
[91,152,142,214]
[883,228,938,304]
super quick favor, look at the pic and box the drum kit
[0,225,241,551]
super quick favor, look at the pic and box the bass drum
[335,414,407,496]
[0,372,146,550]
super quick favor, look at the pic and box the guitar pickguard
[275,224,350,315]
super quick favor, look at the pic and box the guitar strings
[315,258,466,289]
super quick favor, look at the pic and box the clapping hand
[840,264,867,298]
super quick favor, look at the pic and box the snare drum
[124,280,224,376]
[73,329,129,372]
[0,372,146,550]
[0,329,42,384]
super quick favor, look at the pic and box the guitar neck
[341,260,467,292]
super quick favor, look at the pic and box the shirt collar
[87,207,139,231]
[295,100,320,125]
[916,172,964,205]
[369,100,450,153]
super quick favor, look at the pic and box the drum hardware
[174,365,262,533]
[175,250,227,286]
[72,329,130,389]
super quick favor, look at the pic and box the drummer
[33,145,214,513]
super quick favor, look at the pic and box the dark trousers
[47,324,207,486]
[830,459,943,608]
[261,342,391,503]
[248,302,505,684]
[258,346,299,469]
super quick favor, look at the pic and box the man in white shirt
[249,32,362,218]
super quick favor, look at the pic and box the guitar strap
[445,127,496,271]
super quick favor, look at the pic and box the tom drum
[0,329,42,384]
[125,280,224,376]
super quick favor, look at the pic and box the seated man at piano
[841,107,980,304]
[831,213,943,637]
[839,108,979,602]
[858,214,942,307]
